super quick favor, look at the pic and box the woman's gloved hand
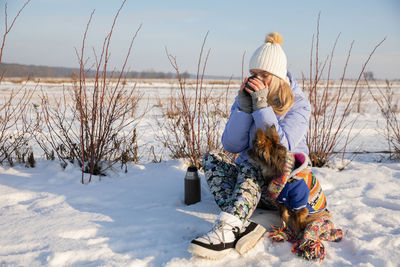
[243,75,269,111]
[237,77,252,113]
[251,88,269,111]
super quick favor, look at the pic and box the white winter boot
[188,212,243,260]
[235,219,266,255]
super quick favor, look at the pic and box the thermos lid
[187,166,198,172]
[185,166,199,180]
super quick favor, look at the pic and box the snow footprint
[0,191,38,206]
[361,182,400,211]
[23,194,67,216]
[59,228,98,240]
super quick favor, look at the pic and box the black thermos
[184,166,201,205]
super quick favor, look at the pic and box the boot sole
[235,224,266,255]
[188,243,232,260]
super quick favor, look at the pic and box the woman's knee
[203,149,231,162]
[203,150,236,170]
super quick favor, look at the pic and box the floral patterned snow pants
[202,150,273,223]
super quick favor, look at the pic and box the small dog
[248,125,329,234]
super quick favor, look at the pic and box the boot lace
[206,220,239,245]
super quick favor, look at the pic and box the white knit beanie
[249,32,289,84]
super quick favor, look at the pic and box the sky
[1,0,399,79]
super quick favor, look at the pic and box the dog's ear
[265,125,280,144]
[255,128,265,142]
[271,125,280,144]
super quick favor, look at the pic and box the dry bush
[156,33,233,167]
[367,80,400,159]
[305,14,385,167]
[0,0,35,167]
[37,1,144,183]
[0,86,35,166]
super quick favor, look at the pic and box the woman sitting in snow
[188,32,342,261]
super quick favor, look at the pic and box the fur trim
[289,152,311,180]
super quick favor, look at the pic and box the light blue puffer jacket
[221,71,311,165]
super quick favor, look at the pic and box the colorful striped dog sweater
[269,152,327,214]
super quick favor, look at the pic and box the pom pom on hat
[249,32,289,84]
[265,32,283,45]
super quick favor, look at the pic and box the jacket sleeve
[251,80,311,151]
[221,96,253,153]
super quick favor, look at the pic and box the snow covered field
[1,80,400,266]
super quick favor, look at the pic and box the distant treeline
[0,63,189,79]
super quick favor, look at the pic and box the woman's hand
[243,76,267,94]
[248,76,271,111]
[238,76,252,113]
[239,75,272,112]
[240,75,272,94]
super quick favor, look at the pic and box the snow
[1,158,400,266]
[1,80,400,266]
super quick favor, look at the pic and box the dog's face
[247,125,287,181]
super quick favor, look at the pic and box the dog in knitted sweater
[247,125,329,234]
